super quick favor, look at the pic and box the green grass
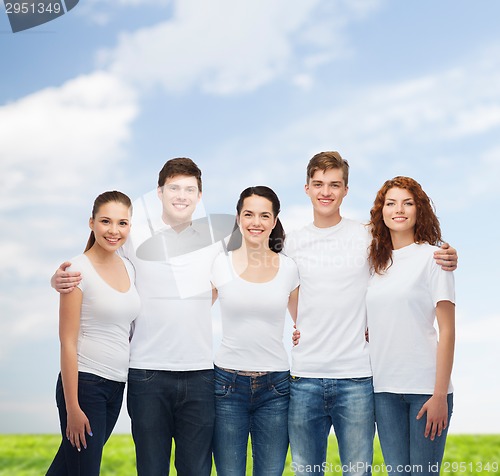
[0,434,498,475]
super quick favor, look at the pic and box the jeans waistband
[219,367,269,377]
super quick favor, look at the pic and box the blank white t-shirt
[69,254,140,382]
[366,243,455,394]
[285,218,372,378]
[212,251,299,372]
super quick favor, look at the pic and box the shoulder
[279,253,298,271]
[284,223,314,253]
[66,254,88,273]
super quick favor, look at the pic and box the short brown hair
[158,158,202,192]
[306,151,349,186]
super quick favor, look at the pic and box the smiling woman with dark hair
[211,185,299,476]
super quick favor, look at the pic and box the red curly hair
[368,176,442,275]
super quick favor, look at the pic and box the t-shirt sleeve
[429,257,455,306]
[285,255,300,292]
[210,252,233,289]
[67,256,86,293]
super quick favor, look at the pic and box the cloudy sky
[1,0,499,434]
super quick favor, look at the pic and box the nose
[252,215,262,226]
[395,203,405,214]
[109,223,119,234]
[320,184,331,196]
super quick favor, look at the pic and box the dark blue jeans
[213,367,290,476]
[127,368,215,476]
[46,372,125,476]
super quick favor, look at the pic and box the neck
[86,245,118,263]
[162,214,192,233]
[390,230,415,250]
[313,211,342,228]
[236,240,274,260]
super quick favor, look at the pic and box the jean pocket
[78,372,106,385]
[127,368,157,383]
[199,369,215,385]
[272,376,290,397]
[214,384,232,398]
[348,376,373,384]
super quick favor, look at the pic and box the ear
[157,186,163,201]
[343,185,349,198]
[89,217,94,230]
[304,182,310,196]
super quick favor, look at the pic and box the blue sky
[1,0,499,434]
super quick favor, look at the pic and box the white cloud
[99,0,382,95]
[0,71,138,211]
[0,71,139,362]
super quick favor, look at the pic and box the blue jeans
[46,372,125,476]
[374,393,453,476]
[213,367,290,476]
[288,376,375,475]
[127,368,215,476]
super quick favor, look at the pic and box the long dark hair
[84,191,132,252]
[227,186,285,253]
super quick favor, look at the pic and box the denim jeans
[288,376,375,475]
[127,368,215,476]
[213,367,290,476]
[374,393,453,476]
[46,372,125,476]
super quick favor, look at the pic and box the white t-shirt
[212,251,299,372]
[121,215,222,371]
[366,243,455,394]
[69,254,140,382]
[285,218,372,378]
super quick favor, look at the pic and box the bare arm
[59,289,92,451]
[211,285,218,306]
[434,243,458,271]
[51,262,82,294]
[416,300,455,440]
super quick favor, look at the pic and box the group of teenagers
[46,151,458,476]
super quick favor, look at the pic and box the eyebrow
[242,209,271,214]
[311,180,342,185]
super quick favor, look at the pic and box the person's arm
[287,286,299,324]
[434,243,458,271]
[51,262,82,294]
[59,289,92,451]
[211,284,218,306]
[416,300,455,440]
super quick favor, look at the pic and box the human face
[237,195,277,249]
[382,187,417,242]
[157,174,201,228]
[89,201,131,253]
[305,168,348,227]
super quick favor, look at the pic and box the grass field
[1,434,499,475]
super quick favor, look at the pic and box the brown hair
[368,176,442,274]
[306,151,349,186]
[84,191,132,252]
[158,157,202,192]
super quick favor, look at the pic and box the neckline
[229,251,281,284]
[82,254,132,293]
